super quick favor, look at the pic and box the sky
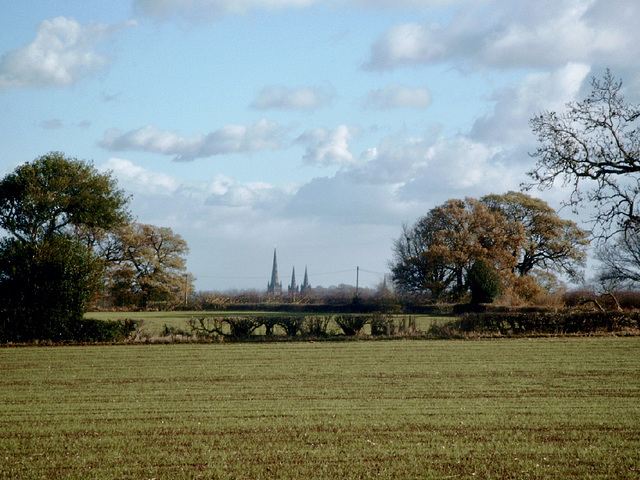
[1,0,639,292]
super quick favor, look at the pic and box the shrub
[187,317,222,340]
[257,316,279,336]
[301,316,332,337]
[274,316,305,337]
[334,314,368,336]
[186,316,260,340]
[431,310,640,337]
[71,318,140,342]
[396,315,418,334]
[369,314,395,335]
[0,315,140,343]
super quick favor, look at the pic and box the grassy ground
[1,338,639,478]
[86,311,452,336]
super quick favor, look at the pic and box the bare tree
[527,69,640,237]
[597,231,640,289]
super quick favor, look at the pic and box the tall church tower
[288,267,298,296]
[267,248,282,295]
[300,266,311,293]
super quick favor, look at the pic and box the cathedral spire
[267,248,282,295]
[288,266,298,296]
[300,266,311,293]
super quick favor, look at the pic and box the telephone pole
[184,273,189,307]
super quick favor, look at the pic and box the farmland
[2,338,639,479]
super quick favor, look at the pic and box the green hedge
[0,315,140,343]
[432,310,640,336]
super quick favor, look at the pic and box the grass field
[86,311,452,337]
[1,338,639,479]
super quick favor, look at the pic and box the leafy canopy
[0,152,131,341]
[0,151,130,244]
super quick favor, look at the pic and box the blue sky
[1,0,639,291]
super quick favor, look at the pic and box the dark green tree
[0,152,130,243]
[0,152,130,341]
[0,237,103,341]
[467,260,503,305]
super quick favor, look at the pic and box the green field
[2,338,639,479]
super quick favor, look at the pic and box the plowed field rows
[1,338,639,478]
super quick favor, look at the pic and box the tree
[597,230,640,289]
[467,260,503,305]
[391,198,524,300]
[0,152,130,340]
[107,223,190,309]
[0,237,104,341]
[527,70,640,236]
[390,223,451,299]
[0,152,130,243]
[481,191,589,280]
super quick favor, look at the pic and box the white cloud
[100,119,285,161]
[0,17,135,90]
[100,158,181,194]
[204,175,292,209]
[296,125,359,166]
[251,85,333,110]
[362,83,432,110]
[364,22,445,70]
[394,136,517,201]
[471,62,591,145]
[365,0,640,70]
[286,132,526,226]
[101,157,291,210]
[347,135,519,203]
[95,136,532,290]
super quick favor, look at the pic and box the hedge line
[0,316,140,343]
[431,310,640,336]
[187,314,397,340]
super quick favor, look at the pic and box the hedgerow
[429,310,640,337]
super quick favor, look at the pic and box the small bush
[186,316,260,340]
[369,314,395,335]
[218,317,261,340]
[302,316,332,337]
[257,316,279,336]
[187,317,222,340]
[334,314,368,336]
[396,315,418,334]
[274,316,305,337]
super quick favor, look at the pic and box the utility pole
[356,266,359,298]
[184,273,189,307]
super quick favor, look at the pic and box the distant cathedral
[267,248,311,296]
